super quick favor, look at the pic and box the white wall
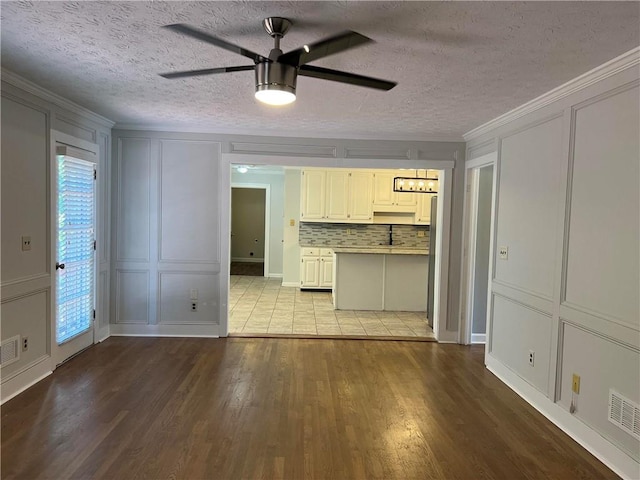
[282,169,301,286]
[1,73,113,402]
[465,49,640,477]
[231,169,285,276]
[111,135,221,336]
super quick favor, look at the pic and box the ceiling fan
[159,17,397,106]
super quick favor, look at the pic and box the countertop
[331,246,429,255]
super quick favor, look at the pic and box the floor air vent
[0,336,20,367]
[608,389,640,440]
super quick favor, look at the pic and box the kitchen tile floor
[229,275,435,339]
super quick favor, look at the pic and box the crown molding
[463,46,640,142]
[1,69,115,128]
[114,123,465,144]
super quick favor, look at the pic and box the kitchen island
[332,246,429,311]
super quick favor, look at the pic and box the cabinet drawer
[320,248,334,257]
[301,247,319,256]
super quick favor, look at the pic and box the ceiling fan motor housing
[255,61,297,96]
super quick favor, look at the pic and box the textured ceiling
[1,1,638,139]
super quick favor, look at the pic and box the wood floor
[1,338,617,480]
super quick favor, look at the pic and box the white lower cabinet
[300,247,334,289]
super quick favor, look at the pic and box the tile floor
[229,275,435,339]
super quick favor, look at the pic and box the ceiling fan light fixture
[255,62,297,106]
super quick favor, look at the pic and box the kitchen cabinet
[300,169,373,223]
[415,193,435,224]
[300,247,333,289]
[349,171,374,221]
[325,170,349,221]
[300,170,326,221]
[372,170,417,211]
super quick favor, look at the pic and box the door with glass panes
[53,144,97,365]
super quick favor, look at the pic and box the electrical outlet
[289,219,295,227]
[22,336,29,351]
[499,246,508,260]
[191,302,198,312]
[528,350,535,366]
[346,228,352,235]
[21,236,31,251]
[572,374,581,394]
[417,231,425,238]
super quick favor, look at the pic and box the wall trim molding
[471,333,486,344]
[113,123,464,143]
[110,323,220,337]
[464,47,640,141]
[95,325,110,343]
[486,355,639,479]
[1,69,115,128]
[0,355,52,405]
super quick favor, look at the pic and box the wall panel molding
[115,269,149,324]
[230,142,337,158]
[1,274,51,301]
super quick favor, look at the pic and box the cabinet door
[301,170,326,221]
[394,169,417,206]
[372,171,395,206]
[325,170,349,221]
[349,171,373,222]
[415,193,434,224]
[320,257,334,288]
[301,257,320,287]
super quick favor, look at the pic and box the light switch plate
[499,246,508,259]
[289,219,295,226]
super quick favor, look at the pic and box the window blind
[56,155,95,344]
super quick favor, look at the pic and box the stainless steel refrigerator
[426,195,437,327]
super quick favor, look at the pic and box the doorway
[52,133,99,366]
[230,185,269,277]
[460,152,497,344]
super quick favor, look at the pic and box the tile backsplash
[299,222,430,248]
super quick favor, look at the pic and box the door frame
[230,183,271,277]
[458,152,497,345]
[50,130,99,367]
[219,154,455,340]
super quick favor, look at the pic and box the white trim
[109,323,220,337]
[459,153,497,344]
[95,325,110,343]
[268,273,283,279]
[1,69,115,128]
[114,123,463,143]
[471,333,486,344]
[231,183,271,277]
[231,257,265,263]
[464,47,640,141]
[1,356,53,404]
[281,281,299,287]
[226,154,456,170]
[486,356,640,480]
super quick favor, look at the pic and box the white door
[53,147,97,365]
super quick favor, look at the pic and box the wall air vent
[608,389,640,440]
[0,336,20,367]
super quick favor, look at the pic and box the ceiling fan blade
[163,24,268,63]
[160,65,255,79]
[298,65,397,91]
[278,30,372,66]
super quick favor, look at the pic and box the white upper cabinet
[301,169,326,221]
[372,170,417,210]
[415,170,439,224]
[325,170,350,221]
[349,171,374,222]
[301,169,374,223]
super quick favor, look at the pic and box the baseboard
[109,323,220,337]
[471,333,486,344]
[486,355,639,479]
[281,281,300,287]
[95,324,110,343]
[1,355,53,404]
[268,273,283,279]
[231,257,264,263]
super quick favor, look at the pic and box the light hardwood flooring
[1,337,618,479]
[229,275,435,338]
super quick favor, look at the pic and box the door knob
[56,262,65,270]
